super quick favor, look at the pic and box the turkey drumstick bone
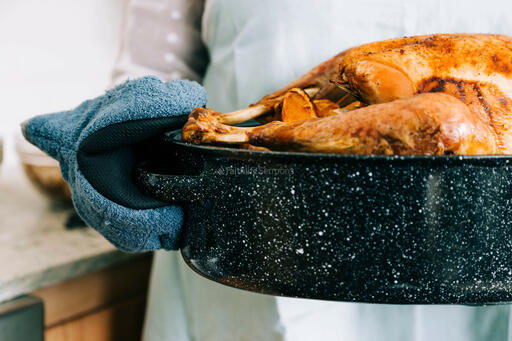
[220,87,321,124]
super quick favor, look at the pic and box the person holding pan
[24,0,512,340]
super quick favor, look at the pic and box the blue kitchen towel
[22,76,207,252]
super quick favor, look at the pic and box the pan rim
[164,130,512,164]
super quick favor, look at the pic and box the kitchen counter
[0,165,137,303]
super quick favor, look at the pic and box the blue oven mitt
[22,76,207,252]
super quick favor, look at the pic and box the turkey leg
[183,93,497,155]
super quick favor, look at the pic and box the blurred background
[0,0,125,166]
[0,2,154,340]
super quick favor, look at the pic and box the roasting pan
[135,129,512,305]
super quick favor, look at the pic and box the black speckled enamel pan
[135,130,512,305]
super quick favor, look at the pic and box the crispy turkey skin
[337,34,512,152]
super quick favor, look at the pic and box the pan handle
[134,161,204,204]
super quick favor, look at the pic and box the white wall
[0,0,125,166]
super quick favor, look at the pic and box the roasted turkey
[182,34,512,155]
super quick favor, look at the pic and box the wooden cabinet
[33,254,152,341]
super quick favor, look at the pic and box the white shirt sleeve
[111,0,208,86]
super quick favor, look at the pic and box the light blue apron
[144,1,512,340]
